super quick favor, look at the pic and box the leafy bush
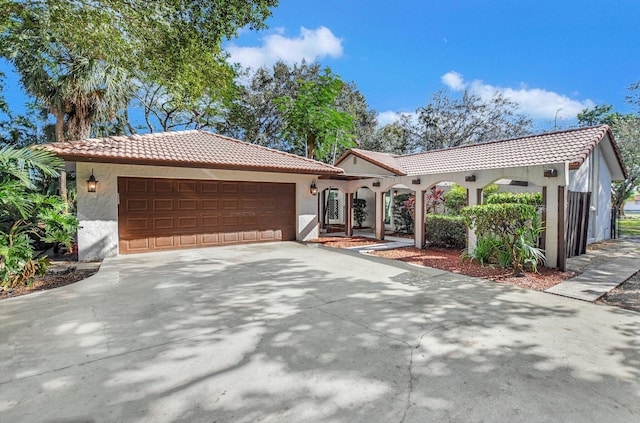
[462,235,499,266]
[444,184,467,215]
[1,146,79,288]
[424,215,466,249]
[461,203,544,276]
[353,198,367,227]
[486,192,543,207]
[482,184,500,201]
[393,193,414,234]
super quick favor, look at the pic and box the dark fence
[565,191,591,258]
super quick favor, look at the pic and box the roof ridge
[398,125,609,158]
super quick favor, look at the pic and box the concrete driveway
[1,242,638,422]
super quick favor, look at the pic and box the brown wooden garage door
[118,177,296,254]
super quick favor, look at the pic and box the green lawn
[619,214,640,237]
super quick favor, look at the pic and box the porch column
[544,185,564,269]
[345,192,354,237]
[414,189,425,248]
[557,186,567,271]
[320,189,327,230]
[375,191,385,240]
[466,188,482,253]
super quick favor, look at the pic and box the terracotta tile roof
[338,125,626,178]
[334,148,407,175]
[41,130,343,175]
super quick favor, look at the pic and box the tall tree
[217,60,322,150]
[406,89,533,151]
[275,69,355,160]
[219,61,375,160]
[577,81,640,212]
[361,120,413,155]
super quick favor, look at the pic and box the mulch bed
[597,271,640,312]
[309,236,387,249]
[0,266,99,300]
[312,238,574,291]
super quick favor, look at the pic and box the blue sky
[2,0,639,131]
[226,0,640,128]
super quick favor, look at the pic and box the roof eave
[53,154,344,176]
[334,149,407,176]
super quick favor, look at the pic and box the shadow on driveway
[0,242,639,422]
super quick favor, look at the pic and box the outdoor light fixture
[372,181,381,187]
[86,169,98,193]
[393,190,398,197]
[310,180,318,195]
[411,178,421,185]
[465,175,476,182]
[544,169,558,178]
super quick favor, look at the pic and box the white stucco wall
[594,148,612,241]
[567,145,612,242]
[337,154,396,176]
[74,162,320,261]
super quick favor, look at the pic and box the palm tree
[3,8,132,208]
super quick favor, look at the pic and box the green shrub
[424,215,466,249]
[486,192,543,207]
[461,203,544,276]
[482,184,500,202]
[444,184,467,215]
[353,198,368,227]
[462,235,499,266]
[393,193,414,234]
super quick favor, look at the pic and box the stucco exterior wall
[75,162,319,261]
[593,148,612,241]
[337,154,396,176]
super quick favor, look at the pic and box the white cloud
[376,111,418,127]
[441,71,466,91]
[227,26,343,70]
[441,71,594,120]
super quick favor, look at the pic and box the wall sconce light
[86,169,98,193]
[372,181,381,187]
[411,178,421,185]
[393,190,398,197]
[544,169,558,178]
[310,180,318,195]
[465,175,476,182]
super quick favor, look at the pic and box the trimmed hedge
[486,192,543,207]
[424,214,466,249]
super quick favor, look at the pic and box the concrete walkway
[1,242,639,422]
[546,239,640,301]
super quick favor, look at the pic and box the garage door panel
[119,177,295,254]
[178,199,197,210]
[202,199,218,210]
[178,181,197,193]
[127,199,148,212]
[154,217,174,230]
[153,199,173,211]
[153,180,173,192]
[126,179,148,192]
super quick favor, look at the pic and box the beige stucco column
[544,184,565,269]
[466,188,482,252]
[375,191,385,240]
[345,192,354,236]
[414,189,425,248]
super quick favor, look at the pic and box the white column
[375,191,385,240]
[466,188,481,253]
[414,190,425,248]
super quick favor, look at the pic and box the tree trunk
[53,109,69,214]
[307,133,316,159]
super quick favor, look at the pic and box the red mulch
[308,236,387,249]
[370,247,574,291]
